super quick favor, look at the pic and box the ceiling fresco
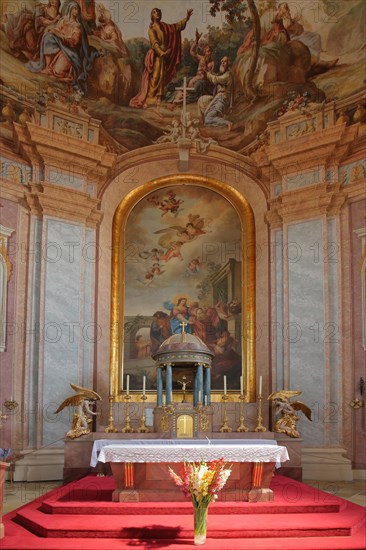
[0,0,364,153]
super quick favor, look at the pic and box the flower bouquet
[168,458,231,545]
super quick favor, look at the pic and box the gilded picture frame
[110,175,256,402]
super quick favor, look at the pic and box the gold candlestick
[237,394,249,432]
[137,394,149,433]
[255,394,267,432]
[105,395,118,433]
[219,394,232,432]
[121,394,135,433]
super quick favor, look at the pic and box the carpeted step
[40,498,342,515]
[14,505,365,539]
[3,474,365,549]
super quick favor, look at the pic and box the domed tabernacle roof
[152,331,214,365]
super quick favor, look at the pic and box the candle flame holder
[121,394,135,433]
[254,394,267,432]
[137,394,149,433]
[105,395,118,432]
[219,394,232,433]
[237,394,249,432]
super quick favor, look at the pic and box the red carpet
[2,474,365,549]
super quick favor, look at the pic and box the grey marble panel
[42,220,82,447]
[275,230,284,390]
[288,220,325,445]
[28,218,43,447]
[327,218,340,445]
[82,229,95,388]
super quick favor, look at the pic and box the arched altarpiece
[109,175,256,402]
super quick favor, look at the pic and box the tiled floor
[303,479,366,508]
[3,480,63,515]
[2,478,365,515]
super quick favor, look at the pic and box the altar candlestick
[224,376,227,395]
[142,375,146,396]
[259,376,262,395]
[240,376,243,396]
[198,390,201,402]
[126,374,130,395]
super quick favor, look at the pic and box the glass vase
[193,505,208,545]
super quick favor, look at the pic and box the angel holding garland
[56,384,101,439]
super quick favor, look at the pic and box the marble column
[204,366,211,405]
[195,363,204,405]
[165,363,172,404]
[156,366,163,406]
[194,370,198,406]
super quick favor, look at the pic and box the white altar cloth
[94,441,289,466]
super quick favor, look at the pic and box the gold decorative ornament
[159,409,171,432]
[0,237,13,280]
[55,384,101,439]
[3,399,18,411]
[0,410,8,428]
[349,399,364,409]
[268,390,312,438]
[198,407,210,432]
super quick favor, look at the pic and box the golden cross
[180,321,188,333]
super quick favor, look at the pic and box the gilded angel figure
[56,383,101,439]
[268,390,312,438]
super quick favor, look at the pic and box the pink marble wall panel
[350,198,366,468]
[0,199,19,448]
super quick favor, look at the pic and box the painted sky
[124,186,241,315]
[102,0,230,41]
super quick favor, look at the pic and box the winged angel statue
[268,390,312,438]
[56,384,101,439]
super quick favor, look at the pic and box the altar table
[93,440,289,502]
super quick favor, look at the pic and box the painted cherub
[155,119,180,144]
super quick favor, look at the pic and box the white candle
[240,376,243,396]
[142,375,146,396]
[162,394,165,406]
[198,390,201,402]
[170,391,173,403]
[259,376,262,395]
[204,395,207,406]
[126,374,130,395]
[224,375,227,395]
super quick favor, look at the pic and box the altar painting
[123,185,243,391]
